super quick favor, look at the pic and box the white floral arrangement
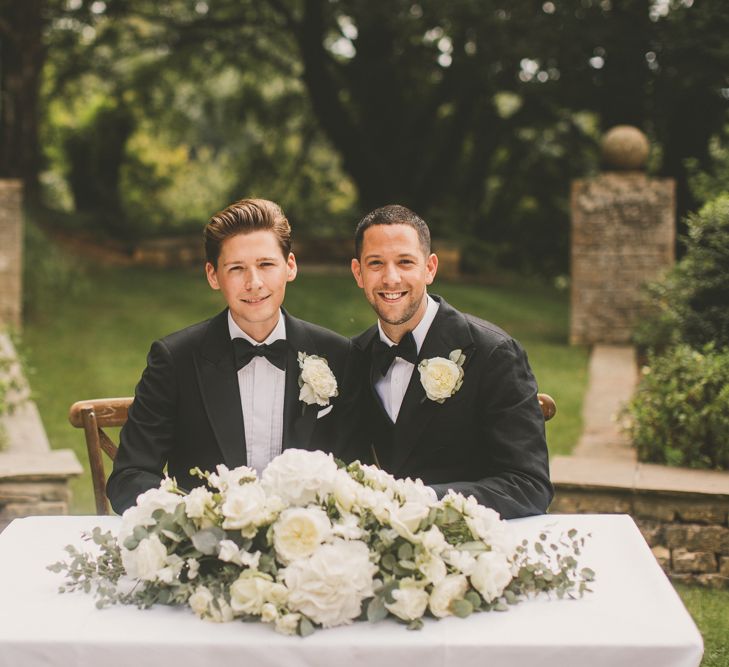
[297,352,339,407]
[49,449,593,636]
[418,349,466,403]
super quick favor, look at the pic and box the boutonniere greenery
[297,352,339,407]
[417,349,466,403]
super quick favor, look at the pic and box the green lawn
[20,262,586,514]
[674,584,729,667]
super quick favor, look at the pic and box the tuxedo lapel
[194,309,247,469]
[282,311,318,451]
[389,296,476,475]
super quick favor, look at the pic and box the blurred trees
[3,0,728,273]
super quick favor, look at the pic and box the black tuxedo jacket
[352,296,553,519]
[107,308,365,514]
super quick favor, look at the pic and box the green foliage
[63,99,136,237]
[635,194,729,353]
[625,344,729,470]
[22,217,88,323]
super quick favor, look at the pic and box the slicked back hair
[354,204,431,258]
[204,198,291,267]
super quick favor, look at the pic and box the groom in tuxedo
[351,205,553,519]
[107,198,363,513]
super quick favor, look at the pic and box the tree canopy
[2,0,728,274]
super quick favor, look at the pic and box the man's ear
[425,253,438,285]
[286,253,298,282]
[205,262,220,290]
[351,258,364,288]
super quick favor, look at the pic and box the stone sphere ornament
[601,125,650,171]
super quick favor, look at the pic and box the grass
[674,584,729,667]
[19,260,586,514]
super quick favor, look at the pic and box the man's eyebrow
[223,256,279,266]
[363,252,417,260]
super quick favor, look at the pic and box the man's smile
[379,291,408,302]
[241,295,271,304]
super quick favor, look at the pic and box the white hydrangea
[261,449,338,506]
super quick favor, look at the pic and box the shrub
[636,195,729,353]
[625,344,729,470]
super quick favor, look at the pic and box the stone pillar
[0,180,23,330]
[570,127,675,345]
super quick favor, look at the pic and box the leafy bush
[625,344,729,470]
[635,195,729,353]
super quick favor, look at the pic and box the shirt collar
[377,293,439,353]
[227,309,287,345]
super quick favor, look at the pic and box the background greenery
[2,0,729,276]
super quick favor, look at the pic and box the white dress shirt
[375,295,440,422]
[228,311,286,475]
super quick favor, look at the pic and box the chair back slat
[69,398,133,515]
[538,393,557,421]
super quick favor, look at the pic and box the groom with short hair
[107,198,363,514]
[351,205,553,519]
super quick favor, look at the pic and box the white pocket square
[316,405,334,419]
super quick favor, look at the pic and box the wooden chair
[69,392,556,515]
[68,397,133,515]
[538,392,557,422]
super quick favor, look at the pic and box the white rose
[184,487,214,519]
[470,550,513,603]
[283,539,377,628]
[388,501,430,540]
[299,354,338,406]
[208,464,257,492]
[273,507,332,564]
[394,477,438,505]
[218,540,244,564]
[261,602,278,623]
[385,578,429,621]
[416,552,447,585]
[418,357,464,402]
[186,558,200,580]
[333,470,359,512]
[119,487,182,544]
[156,553,184,584]
[331,512,364,540]
[189,585,214,617]
[121,533,168,581]
[261,449,338,507]
[420,525,448,554]
[360,465,398,493]
[443,548,477,576]
[221,481,272,535]
[229,573,274,615]
[275,613,301,636]
[428,574,469,618]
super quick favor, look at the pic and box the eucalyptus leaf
[367,596,389,623]
[191,527,226,555]
[450,599,473,618]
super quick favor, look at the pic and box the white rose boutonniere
[297,352,339,407]
[418,349,465,403]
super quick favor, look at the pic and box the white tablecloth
[0,513,702,667]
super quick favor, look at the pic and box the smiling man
[107,198,364,513]
[351,205,553,519]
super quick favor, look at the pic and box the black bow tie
[372,331,418,376]
[233,337,288,371]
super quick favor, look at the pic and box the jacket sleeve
[106,339,178,514]
[430,338,554,519]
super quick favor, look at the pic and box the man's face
[206,230,297,341]
[351,224,437,339]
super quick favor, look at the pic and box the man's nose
[246,268,264,289]
[382,263,402,285]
